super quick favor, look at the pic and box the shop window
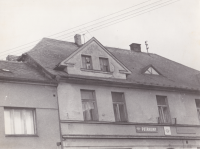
[112,92,127,122]
[81,90,98,121]
[99,58,109,72]
[195,99,200,121]
[4,108,36,135]
[82,55,92,70]
[156,96,171,123]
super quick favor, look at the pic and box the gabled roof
[26,38,200,91]
[59,37,131,74]
[0,60,51,82]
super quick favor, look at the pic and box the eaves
[0,76,57,86]
[57,76,200,94]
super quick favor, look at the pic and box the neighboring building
[0,60,61,149]
[2,34,200,149]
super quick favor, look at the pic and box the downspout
[55,81,64,149]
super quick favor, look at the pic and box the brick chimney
[74,34,82,46]
[129,43,141,52]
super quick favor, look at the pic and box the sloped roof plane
[26,37,200,91]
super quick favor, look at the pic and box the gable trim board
[0,76,57,86]
[59,37,131,75]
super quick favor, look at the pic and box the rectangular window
[112,92,127,122]
[99,58,109,72]
[82,55,92,69]
[81,90,98,121]
[195,99,200,121]
[156,96,171,124]
[4,108,36,135]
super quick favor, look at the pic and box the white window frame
[4,107,36,135]
[156,96,171,124]
[112,92,127,122]
[81,90,98,121]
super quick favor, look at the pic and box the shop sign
[136,126,158,133]
[164,126,171,135]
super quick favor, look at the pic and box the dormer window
[82,55,92,70]
[144,66,159,75]
[99,58,109,72]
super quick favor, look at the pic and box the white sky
[0,0,200,71]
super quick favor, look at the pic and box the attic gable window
[99,58,109,72]
[144,67,159,75]
[82,55,92,70]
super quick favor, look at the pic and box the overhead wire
[0,0,179,58]
[52,0,180,41]
[0,0,174,57]
[0,0,151,55]
[0,0,180,58]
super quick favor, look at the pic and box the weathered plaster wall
[63,138,200,149]
[0,82,61,149]
[58,82,200,125]
[65,41,127,79]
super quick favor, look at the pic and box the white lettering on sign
[136,126,158,133]
[164,126,171,135]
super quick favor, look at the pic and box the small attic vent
[0,69,11,72]
[144,67,159,75]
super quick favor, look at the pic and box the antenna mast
[83,34,85,44]
[145,41,149,53]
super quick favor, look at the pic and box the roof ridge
[0,60,25,64]
[42,37,75,45]
[106,46,156,56]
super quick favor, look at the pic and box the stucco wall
[0,82,61,149]
[57,82,200,125]
[63,138,200,149]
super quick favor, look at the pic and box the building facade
[1,34,200,149]
[0,61,61,149]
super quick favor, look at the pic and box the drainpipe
[55,83,64,149]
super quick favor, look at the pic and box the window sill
[5,134,38,137]
[80,68,113,74]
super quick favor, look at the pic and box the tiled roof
[27,38,200,90]
[0,60,50,81]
